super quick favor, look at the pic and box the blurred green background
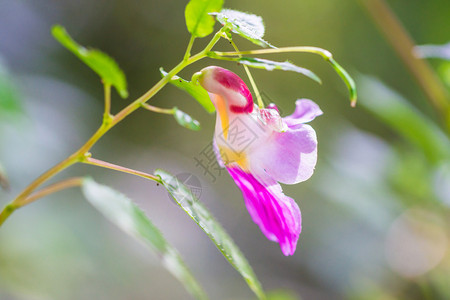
[1,0,450,299]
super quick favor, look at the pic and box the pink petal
[199,66,253,113]
[283,99,323,127]
[249,123,318,185]
[227,166,302,256]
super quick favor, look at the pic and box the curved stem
[0,177,83,226]
[10,153,81,206]
[111,27,225,127]
[103,83,112,121]
[211,47,357,106]
[229,40,264,108]
[141,103,174,115]
[212,47,333,59]
[184,36,196,61]
[20,177,83,207]
[82,157,161,183]
[0,27,226,227]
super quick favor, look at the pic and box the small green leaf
[328,57,357,106]
[160,68,215,113]
[51,25,128,98]
[82,178,207,300]
[211,9,274,48]
[185,0,224,38]
[0,63,22,117]
[155,169,266,300]
[0,162,9,191]
[358,75,450,164]
[173,107,201,131]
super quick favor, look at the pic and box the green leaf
[0,162,9,191]
[160,68,215,113]
[328,57,357,107]
[155,169,266,300]
[211,9,274,48]
[0,63,22,117]
[211,55,321,84]
[438,62,450,86]
[82,178,207,300]
[358,75,450,164]
[185,0,224,38]
[173,107,201,131]
[51,25,128,98]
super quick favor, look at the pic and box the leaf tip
[119,89,129,99]
[51,24,64,35]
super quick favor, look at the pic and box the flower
[198,66,322,256]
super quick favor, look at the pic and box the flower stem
[184,35,196,61]
[229,40,264,108]
[110,27,225,126]
[20,177,84,207]
[103,83,112,118]
[0,27,226,226]
[212,46,334,59]
[0,177,83,226]
[141,103,174,115]
[82,157,161,183]
[211,47,357,106]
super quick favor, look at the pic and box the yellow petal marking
[218,145,249,171]
[215,95,229,140]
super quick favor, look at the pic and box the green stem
[184,36,196,61]
[213,46,334,59]
[82,157,161,183]
[141,103,174,115]
[211,47,357,106]
[229,40,264,108]
[20,177,83,207]
[111,28,225,127]
[103,83,112,122]
[0,204,16,226]
[8,153,81,207]
[358,0,450,130]
[0,27,226,226]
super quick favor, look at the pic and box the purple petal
[284,99,323,127]
[248,123,318,185]
[227,166,301,256]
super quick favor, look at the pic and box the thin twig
[229,39,264,108]
[20,177,84,207]
[141,103,174,115]
[0,177,83,226]
[83,157,161,182]
[103,83,112,119]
